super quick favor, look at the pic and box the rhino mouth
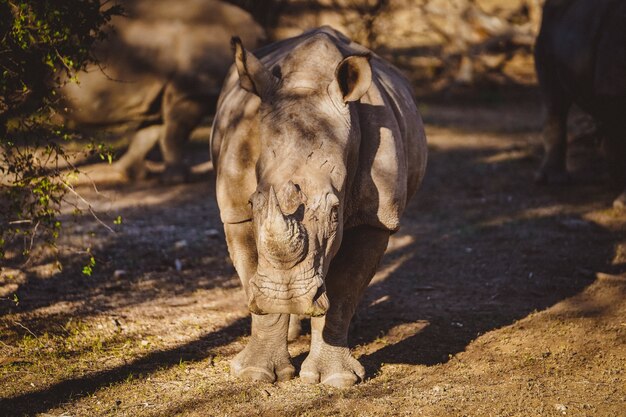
[247,267,329,316]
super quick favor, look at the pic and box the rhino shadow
[0,316,250,416]
[351,133,625,378]
[0,172,230,322]
[1,93,624,410]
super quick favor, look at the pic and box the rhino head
[231,35,372,317]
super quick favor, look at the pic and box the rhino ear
[335,54,372,102]
[232,36,277,100]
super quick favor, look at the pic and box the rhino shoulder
[346,65,427,233]
[212,78,262,224]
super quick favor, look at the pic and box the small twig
[8,220,32,225]
[54,48,74,76]
[0,339,17,351]
[14,321,42,345]
[63,158,108,197]
[19,220,40,268]
[27,221,39,253]
[60,181,115,234]
[96,61,133,83]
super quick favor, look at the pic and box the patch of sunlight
[59,185,189,215]
[369,295,390,307]
[358,321,430,356]
[26,300,84,317]
[477,149,532,164]
[386,234,415,254]
[27,262,62,280]
[610,244,626,265]
[370,253,412,285]
[425,128,507,150]
[0,268,26,298]
[480,204,588,228]
[583,207,626,229]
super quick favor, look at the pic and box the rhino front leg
[231,313,295,382]
[301,225,390,388]
[224,222,295,383]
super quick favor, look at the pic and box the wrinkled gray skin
[534,0,626,208]
[59,0,264,182]
[211,27,427,387]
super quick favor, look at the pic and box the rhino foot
[534,167,571,185]
[300,344,364,388]
[613,191,626,211]
[160,164,190,185]
[230,338,295,383]
[112,160,147,182]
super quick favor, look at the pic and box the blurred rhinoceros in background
[60,0,264,183]
[534,0,626,208]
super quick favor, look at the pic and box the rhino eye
[271,65,282,79]
[249,192,266,211]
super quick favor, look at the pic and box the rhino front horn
[260,186,307,269]
[266,186,287,232]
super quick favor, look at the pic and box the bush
[0,0,121,262]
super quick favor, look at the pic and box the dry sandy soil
[1,91,625,416]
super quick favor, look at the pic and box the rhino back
[60,0,263,127]
[536,0,626,118]
[594,1,626,100]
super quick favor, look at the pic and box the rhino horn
[261,186,307,268]
[266,186,288,233]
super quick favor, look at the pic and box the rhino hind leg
[536,92,572,185]
[301,225,390,388]
[288,314,302,341]
[114,124,163,181]
[159,84,209,184]
[230,313,295,383]
[601,126,626,210]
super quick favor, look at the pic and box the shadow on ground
[1,95,624,415]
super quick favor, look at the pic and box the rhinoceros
[534,0,626,208]
[60,0,264,182]
[210,27,427,387]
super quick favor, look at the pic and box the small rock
[205,228,220,238]
[554,404,567,414]
[559,218,590,230]
[113,318,122,331]
[175,259,183,271]
[113,270,127,280]
[174,240,188,250]
[141,340,149,346]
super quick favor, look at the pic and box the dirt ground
[1,90,625,416]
